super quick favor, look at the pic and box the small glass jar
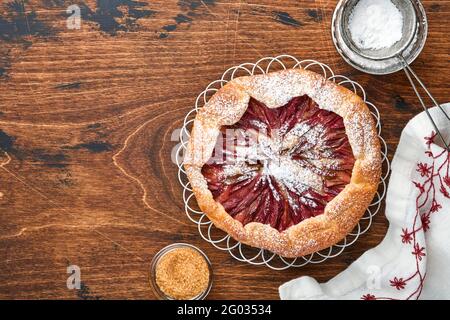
[149,243,213,300]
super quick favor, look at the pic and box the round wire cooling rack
[175,55,390,270]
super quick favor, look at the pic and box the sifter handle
[398,55,450,151]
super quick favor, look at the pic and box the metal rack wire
[175,55,390,270]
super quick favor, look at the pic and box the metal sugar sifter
[332,0,450,151]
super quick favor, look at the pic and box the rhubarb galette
[184,68,381,257]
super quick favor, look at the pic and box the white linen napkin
[279,104,450,300]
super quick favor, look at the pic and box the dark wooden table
[0,0,448,300]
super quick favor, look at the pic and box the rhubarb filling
[201,95,356,232]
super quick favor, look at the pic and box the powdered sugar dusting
[216,122,325,198]
[235,69,323,109]
[188,68,380,231]
[185,67,381,256]
[200,92,357,232]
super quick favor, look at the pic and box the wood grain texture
[0,0,448,300]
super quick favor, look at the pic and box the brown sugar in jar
[152,244,212,300]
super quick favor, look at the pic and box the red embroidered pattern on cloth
[362,132,450,300]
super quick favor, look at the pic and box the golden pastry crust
[184,68,381,257]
